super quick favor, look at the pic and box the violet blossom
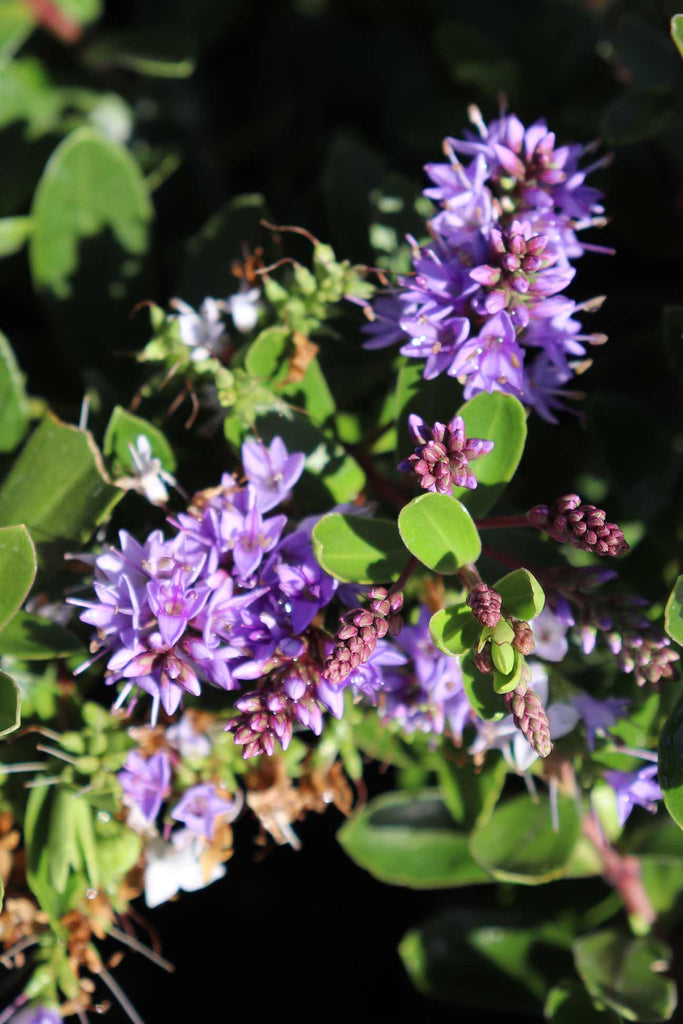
[603,763,663,826]
[118,749,172,827]
[171,783,243,840]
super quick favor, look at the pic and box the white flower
[224,286,261,334]
[116,434,183,507]
[170,297,228,360]
[532,606,569,662]
[144,828,226,909]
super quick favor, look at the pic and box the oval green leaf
[0,331,29,454]
[103,405,176,476]
[664,575,683,646]
[337,788,493,888]
[573,930,677,1023]
[0,524,36,631]
[398,492,481,574]
[312,513,405,584]
[461,654,506,721]
[470,792,580,884]
[429,605,479,656]
[453,392,527,517]
[658,696,683,831]
[494,568,545,621]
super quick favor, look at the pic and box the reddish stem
[476,514,533,530]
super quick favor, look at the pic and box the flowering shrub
[0,4,683,1023]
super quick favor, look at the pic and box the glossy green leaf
[453,392,527,517]
[103,405,176,475]
[544,980,622,1023]
[337,789,493,888]
[312,514,405,584]
[0,612,81,660]
[244,326,291,383]
[470,792,581,884]
[400,907,573,1012]
[492,647,524,694]
[658,696,683,831]
[573,930,677,1022]
[494,568,545,621]
[672,15,683,60]
[0,216,32,258]
[0,414,120,566]
[0,331,29,454]
[0,524,36,630]
[664,575,683,646]
[29,128,152,301]
[461,653,506,721]
[0,672,20,738]
[398,492,481,574]
[435,752,507,829]
[429,605,479,656]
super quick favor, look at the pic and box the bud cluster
[528,494,629,557]
[511,618,535,655]
[467,583,502,628]
[398,414,494,494]
[504,680,553,758]
[227,667,323,759]
[323,587,404,687]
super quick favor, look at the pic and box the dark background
[2,0,683,1020]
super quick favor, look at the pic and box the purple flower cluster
[365,107,610,421]
[72,436,340,737]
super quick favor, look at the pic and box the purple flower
[171,783,242,840]
[118,749,172,825]
[11,1007,61,1024]
[317,640,407,717]
[398,413,494,493]
[241,435,305,512]
[603,764,662,825]
[449,310,525,397]
[262,529,338,634]
[572,693,630,751]
[532,606,569,662]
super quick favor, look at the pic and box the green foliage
[573,930,677,1022]
[337,789,493,888]
[494,568,545,620]
[434,752,507,829]
[658,696,683,831]
[312,513,405,584]
[470,793,582,885]
[429,604,478,656]
[0,330,29,452]
[0,414,120,566]
[544,980,623,1023]
[398,492,481,574]
[453,391,527,517]
[0,612,81,660]
[664,574,683,646]
[461,653,506,720]
[0,524,36,630]
[0,672,21,738]
[103,404,176,476]
[400,907,573,1012]
[29,127,152,300]
[672,15,683,60]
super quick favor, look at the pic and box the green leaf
[658,696,683,830]
[400,907,573,1012]
[672,15,683,60]
[461,653,506,721]
[0,414,120,566]
[312,514,405,584]
[429,605,479,656]
[470,792,581,884]
[25,785,65,921]
[394,361,460,458]
[0,331,29,454]
[337,789,493,888]
[103,405,176,475]
[492,647,524,694]
[573,930,677,1022]
[244,326,291,383]
[494,568,545,621]
[0,216,32,258]
[0,524,36,630]
[664,575,683,646]
[72,797,99,889]
[435,752,507,829]
[30,128,152,301]
[639,855,683,923]
[544,980,623,1023]
[602,89,676,147]
[0,612,81,660]
[84,28,196,78]
[0,672,20,738]
[453,392,527,517]
[398,492,481,574]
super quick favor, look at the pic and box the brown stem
[391,556,419,594]
[582,812,656,925]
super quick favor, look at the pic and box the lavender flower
[118,749,172,826]
[603,764,662,826]
[171,783,242,840]
[241,436,305,512]
[11,1008,61,1024]
[531,606,569,661]
[398,414,493,493]
[364,107,609,419]
[572,693,630,751]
